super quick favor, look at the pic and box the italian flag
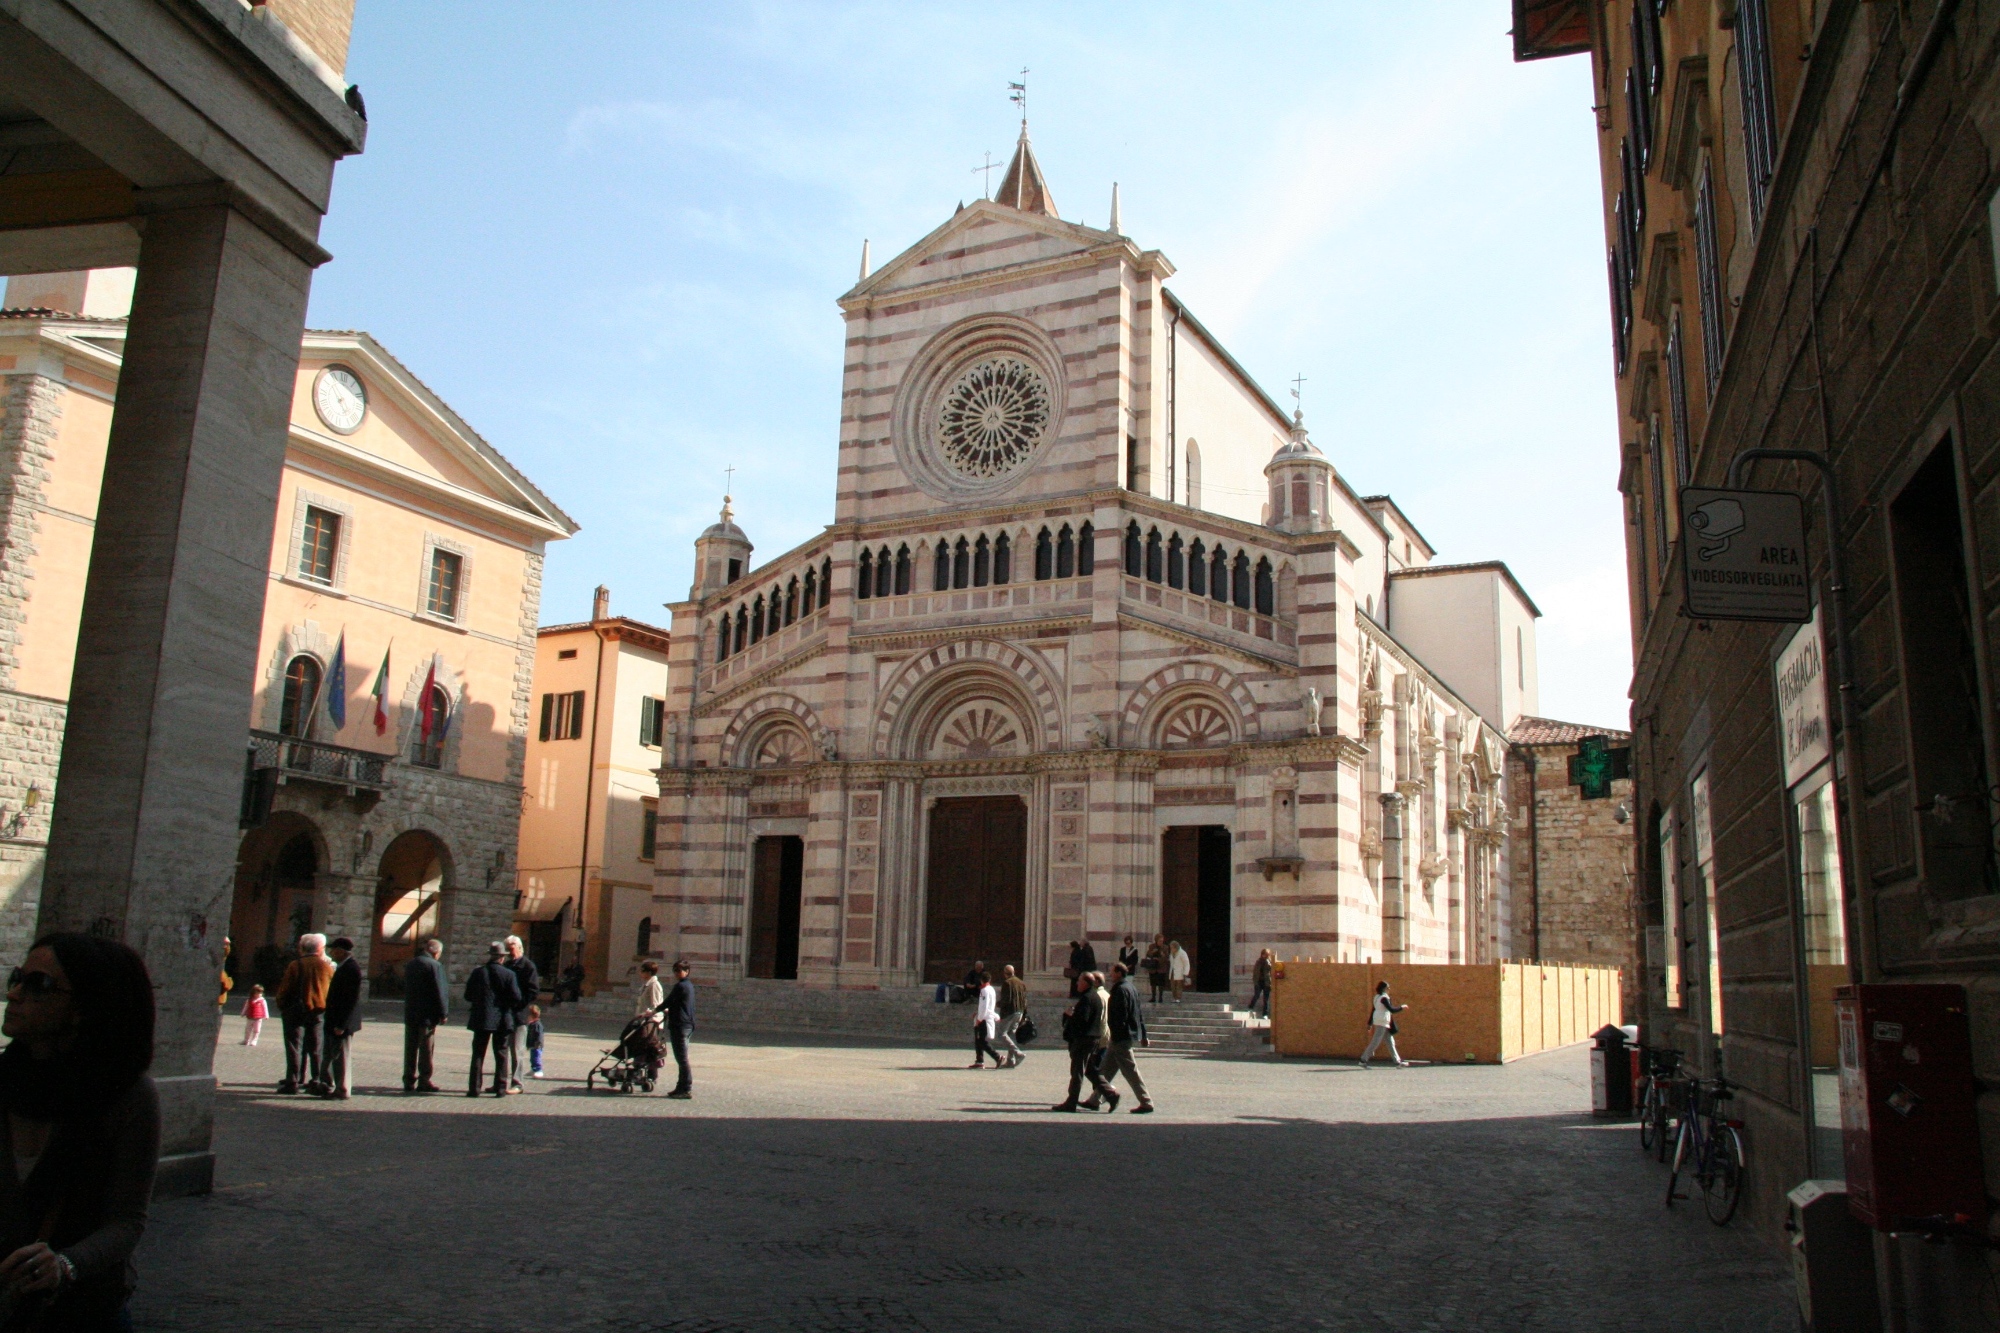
[371,645,391,736]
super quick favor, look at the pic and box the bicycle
[1636,1046,1684,1162]
[1665,1075,1745,1225]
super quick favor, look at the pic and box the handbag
[1016,1013,1038,1045]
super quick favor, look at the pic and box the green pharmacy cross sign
[1567,736,1632,800]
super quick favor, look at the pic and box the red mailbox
[1836,984,1984,1230]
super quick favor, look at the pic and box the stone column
[1378,792,1406,963]
[37,198,318,1197]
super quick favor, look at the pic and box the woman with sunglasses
[0,934,160,1331]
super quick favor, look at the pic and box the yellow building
[0,271,576,993]
[513,588,670,993]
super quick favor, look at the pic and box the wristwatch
[52,1254,75,1287]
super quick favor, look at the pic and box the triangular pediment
[294,331,577,538]
[841,201,1136,307]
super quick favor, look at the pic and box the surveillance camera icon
[1688,498,1745,562]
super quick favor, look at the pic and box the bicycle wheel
[1638,1079,1658,1152]
[1703,1125,1744,1225]
[1666,1120,1692,1206]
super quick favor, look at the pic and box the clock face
[313,366,367,434]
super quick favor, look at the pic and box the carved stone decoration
[1419,853,1447,884]
[890,313,1068,503]
[934,358,1050,482]
[753,725,812,768]
[930,703,1023,760]
[1160,701,1232,749]
[1305,686,1323,737]
[1359,827,1384,862]
[818,729,839,761]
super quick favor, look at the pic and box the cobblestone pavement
[134,1005,1794,1332]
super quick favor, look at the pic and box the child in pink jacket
[242,984,268,1046]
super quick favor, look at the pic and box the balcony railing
[249,730,390,791]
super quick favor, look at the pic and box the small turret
[1266,411,1334,535]
[691,495,753,599]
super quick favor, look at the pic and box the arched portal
[230,812,326,993]
[373,830,450,996]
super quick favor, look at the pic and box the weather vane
[1008,68,1029,130]
[1290,374,1307,415]
[972,150,998,198]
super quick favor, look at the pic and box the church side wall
[1167,324,1288,527]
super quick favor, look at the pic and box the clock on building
[312,365,367,434]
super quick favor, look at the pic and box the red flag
[419,657,438,740]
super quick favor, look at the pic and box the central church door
[924,796,1026,983]
[1162,825,1232,992]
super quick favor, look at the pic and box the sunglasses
[6,969,68,998]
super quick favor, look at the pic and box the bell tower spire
[994,69,1058,218]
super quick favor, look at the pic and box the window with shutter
[1666,308,1692,487]
[1735,0,1779,230]
[540,692,554,741]
[299,507,340,584]
[641,810,658,861]
[1693,159,1726,398]
[425,549,462,621]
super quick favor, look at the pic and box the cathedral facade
[650,136,1541,998]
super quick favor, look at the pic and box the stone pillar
[1379,792,1406,963]
[37,198,318,1197]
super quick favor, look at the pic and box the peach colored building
[514,588,669,992]
[0,272,576,993]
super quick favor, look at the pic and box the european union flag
[326,632,347,729]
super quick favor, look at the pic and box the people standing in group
[320,937,363,1100]
[632,960,666,1088]
[970,972,1000,1068]
[239,985,267,1047]
[1118,935,1140,978]
[1100,962,1154,1113]
[1250,948,1275,1021]
[272,933,332,1095]
[1358,980,1410,1068]
[464,942,522,1097]
[1052,971,1115,1112]
[996,964,1029,1068]
[402,938,449,1094]
[1167,940,1191,1003]
[503,936,539,1093]
[664,960,695,1099]
[1144,936,1167,1004]
[0,933,164,1328]
[523,1004,546,1078]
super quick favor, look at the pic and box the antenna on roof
[1008,68,1029,132]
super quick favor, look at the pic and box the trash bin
[1591,1024,1633,1119]
[1787,1179,1881,1331]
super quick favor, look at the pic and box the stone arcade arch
[873,639,1064,760]
[1122,661,1261,749]
[721,692,829,768]
[230,812,330,993]
[372,829,452,996]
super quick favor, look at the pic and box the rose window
[934,358,1051,481]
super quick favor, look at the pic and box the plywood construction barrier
[1268,961,1623,1063]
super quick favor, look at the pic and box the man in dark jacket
[402,938,450,1093]
[663,959,695,1098]
[1051,971,1115,1112]
[464,942,523,1097]
[1099,962,1154,1113]
[1067,939,1098,980]
[503,935,539,1092]
[321,937,364,1100]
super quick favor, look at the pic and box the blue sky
[310,2,1630,730]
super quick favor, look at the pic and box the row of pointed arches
[1122,522,1275,616]
[854,522,1099,600]
[715,557,833,662]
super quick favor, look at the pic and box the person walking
[1052,972,1115,1112]
[320,937,363,1100]
[240,985,267,1047]
[1143,937,1167,1004]
[996,964,1029,1068]
[969,973,1000,1068]
[632,960,665,1089]
[664,960,696,1099]
[1358,980,1410,1068]
[271,933,332,1095]
[0,933,164,1329]
[1100,962,1154,1113]
[402,938,449,1093]
[1249,948,1275,1021]
[523,1005,546,1078]
[464,942,522,1097]
[1167,940,1191,1003]
[503,935,539,1093]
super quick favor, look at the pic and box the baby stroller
[586,1015,666,1093]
